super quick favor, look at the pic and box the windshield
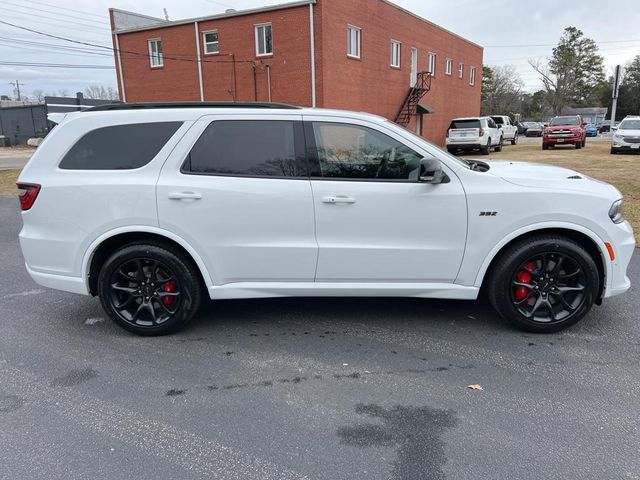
[449,119,480,130]
[550,116,580,126]
[526,122,540,128]
[619,120,640,130]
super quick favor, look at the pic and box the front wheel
[542,143,549,150]
[98,244,202,336]
[511,133,518,145]
[487,236,599,333]
[610,147,618,155]
[575,141,582,149]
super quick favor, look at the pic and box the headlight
[613,134,623,141]
[609,199,625,224]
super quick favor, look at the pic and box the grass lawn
[0,140,637,242]
[466,140,639,242]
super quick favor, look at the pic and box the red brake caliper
[514,262,534,301]
[162,280,177,308]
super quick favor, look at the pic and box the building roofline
[112,0,316,34]
[379,0,482,50]
[109,7,166,23]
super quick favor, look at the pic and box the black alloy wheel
[98,244,202,335]
[487,235,599,333]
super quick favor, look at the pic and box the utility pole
[9,80,25,101]
[610,65,621,128]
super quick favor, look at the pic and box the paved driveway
[0,149,33,170]
[0,198,638,480]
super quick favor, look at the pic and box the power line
[0,60,114,69]
[0,19,257,65]
[22,0,106,19]
[484,38,640,48]
[0,0,108,25]
[1,12,109,34]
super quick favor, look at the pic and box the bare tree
[84,85,119,100]
[481,65,524,115]
[32,89,45,103]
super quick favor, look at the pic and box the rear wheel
[481,138,491,155]
[487,236,599,333]
[98,244,202,336]
[494,136,504,152]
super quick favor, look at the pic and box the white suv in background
[17,103,635,336]
[446,116,503,155]
[611,116,640,154]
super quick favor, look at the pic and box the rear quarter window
[59,122,182,170]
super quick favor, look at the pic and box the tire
[487,235,599,333]
[511,133,518,145]
[610,147,618,155]
[575,141,582,150]
[447,148,456,154]
[481,138,491,155]
[98,244,202,336]
[542,143,549,150]
[582,138,586,147]
[494,137,503,152]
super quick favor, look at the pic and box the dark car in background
[524,122,543,137]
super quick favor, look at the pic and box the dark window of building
[311,122,424,181]
[59,122,182,170]
[184,120,305,177]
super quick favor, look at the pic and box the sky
[1,0,639,100]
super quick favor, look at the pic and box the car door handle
[322,195,356,204]
[168,191,202,200]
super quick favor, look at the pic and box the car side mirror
[419,157,448,184]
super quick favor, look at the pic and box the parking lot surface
[1,197,639,480]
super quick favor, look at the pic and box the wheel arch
[476,225,608,303]
[83,227,213,296]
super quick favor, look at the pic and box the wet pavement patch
[50,368,98,387]
[166,388,186,396]
[338,403,457,480]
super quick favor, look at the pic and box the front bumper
[544,136,581,145]
[605,220,636,298]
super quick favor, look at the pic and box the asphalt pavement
[0,149,33,170]
[0,197,638,480]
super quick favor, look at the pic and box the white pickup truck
[491,115,518,145]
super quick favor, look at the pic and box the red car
[543,115,587,150]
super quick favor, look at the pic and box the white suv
[446,117,503,155]
[611,116,640,154]
[17,103,635,335]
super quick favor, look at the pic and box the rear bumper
[25,264,88,296]
[525,131,542,137]
[446,143,483,150]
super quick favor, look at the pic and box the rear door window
[59,122,182,170]
[183,120,306,177]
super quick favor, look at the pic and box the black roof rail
[84,102,301,112]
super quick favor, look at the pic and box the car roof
[450,117,485,121]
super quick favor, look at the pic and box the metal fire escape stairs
[394,71,432,127]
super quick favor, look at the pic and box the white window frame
[148,38,163,68]
[347,25,361,59]
[470,66,476,86]
[427,52,436,76]
[202,30,219,55]
[458,62,464,79]
[390,40,401,68]
[445,58,453,76]
[255,23,273,57]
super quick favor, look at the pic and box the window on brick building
[255,23,273,56]
[445,58,453,76]
[203,30,219,55]
[427,52,436,76]
[148,39,163,68]
[458,62,464,78]
[470,66,476,86]
[347,25,361,58]
[390,40,401,68]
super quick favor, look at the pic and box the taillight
[16,183,41,211]
[479,128,484,136]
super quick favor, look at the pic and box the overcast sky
[1,0,639,99]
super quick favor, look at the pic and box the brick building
[109,0,483,143]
